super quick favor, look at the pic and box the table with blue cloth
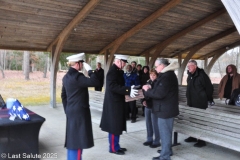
[0,108,45,160]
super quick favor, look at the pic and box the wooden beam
[99,0,182,54]
[141,8,226,67]
[205,41,240,75]
[47,0,102,51]
[177,27,236,85]
[198,41,240,60]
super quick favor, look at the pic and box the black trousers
[125,101,137,120]
[94,87,102,92]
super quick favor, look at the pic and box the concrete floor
[27,104,240,160]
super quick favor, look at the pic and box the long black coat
[186,68,213,109]
[144,62,179,119]
[61,67,100,149]
[100,64,131,135]
[95,67,104,87]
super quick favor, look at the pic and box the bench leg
[172,132,181,147]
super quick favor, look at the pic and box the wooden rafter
[99,0,182,54]
[140,8,226,66]
[182,27,236,62]
[198,40,240,60]
[47,0,102,51]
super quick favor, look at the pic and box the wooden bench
[173,104,240,152]
[178,83,219,103]
[89,90,104,111]
[89,90,143,111]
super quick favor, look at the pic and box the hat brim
[121,59,128,63]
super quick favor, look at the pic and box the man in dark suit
[61,53,100,160]
[100,54,138,155]
[94,62,104,92]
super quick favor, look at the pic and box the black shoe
[131,119,136,123]
[184,137,197,142]
[109,150,125,155]
[149,144,160,148]
[157,150,173,156]
[152,156,160,160]
[143,141,152,146]
[194,141,206,147]
[119,148,127,151]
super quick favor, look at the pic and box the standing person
[140,66,150,116]
[137,64,143,80]
[100,54,138,155]
[124,64,140,123]
[131,61,137,74]
[61,53,101,160]
[142,69,160,149]
[142,58,179,160]
[185,59,214,147]
[218,64,240,101]
[94,62,104,92]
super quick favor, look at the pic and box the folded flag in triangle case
[8,99,30,121]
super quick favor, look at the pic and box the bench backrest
[178,84,219,102]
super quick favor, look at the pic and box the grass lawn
[0,70,98,106]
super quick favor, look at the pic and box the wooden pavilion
[1,0,240,107]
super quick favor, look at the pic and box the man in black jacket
[143,58,179,160]
[100,54,138,155]
[94,62,104,91]
[185,59,214,147]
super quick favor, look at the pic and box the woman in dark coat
[100,54,138,155]
[140,66,150,116]
[61,53,100,160]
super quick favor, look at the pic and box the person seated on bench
[218,64,240,104]
[185,60,214,147]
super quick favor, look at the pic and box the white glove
[130,85,138,98]
[83,62,92,71]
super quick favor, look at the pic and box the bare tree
[0,50,5,78]
[24,51,30,80]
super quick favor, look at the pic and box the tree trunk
[43,54,48,78]
[217,60,223,78]
[24,51,30,80]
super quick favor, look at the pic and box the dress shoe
[149,144,160,148]
[184,137,197,142]
[109,150,125,155]
[157,150,173,156]
[143,141,152,146]
[119,148,127,151]
[131,119,136,123]
[152,156,160,160]
[194,141,206,147]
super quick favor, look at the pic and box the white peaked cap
[114,54,129,63]
[66,53,85,62]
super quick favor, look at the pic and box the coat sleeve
[201,72,214,101]
[61,84,67,113]
[108,70,131,95]
[76,72,101,88]
[144,75,170,100]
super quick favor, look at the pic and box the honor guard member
[100,54,138,155]
[61,53,101,160]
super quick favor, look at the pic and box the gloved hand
[130,85,138,98]
[208,101,215,106]
[83,62,92,71]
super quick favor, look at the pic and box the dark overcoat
[95,67,104,87]
[186,68,213,109]
[61,67,100,149]
[100,64,131,135]
[144,62,179,119]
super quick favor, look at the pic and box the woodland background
[0,47,239,106]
